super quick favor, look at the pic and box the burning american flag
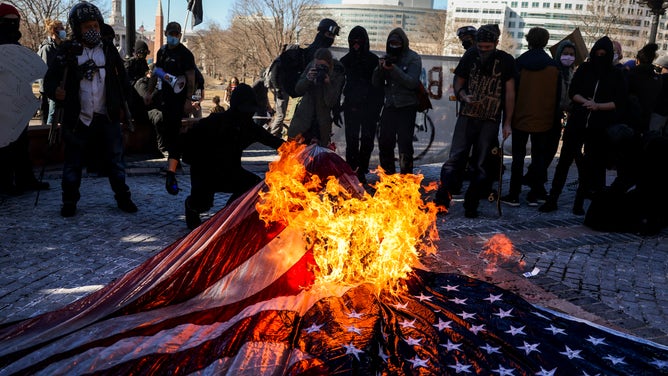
[0,143,666,375]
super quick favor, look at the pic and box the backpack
[267,44,305,98]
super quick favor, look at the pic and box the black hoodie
[340,26,383,107]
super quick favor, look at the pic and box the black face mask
[0,19,21,43]
[479,50,494,64]
[387,45,402,57]
[590,54,610,70]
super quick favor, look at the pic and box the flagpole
[182,10,191,42]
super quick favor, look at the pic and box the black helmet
[134,40,149,54]
[68,1,103,36]
[456,25,477,38]
[317,18,340,36]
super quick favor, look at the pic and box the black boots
[185,196,201,230]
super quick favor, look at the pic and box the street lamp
[639,0,668,43]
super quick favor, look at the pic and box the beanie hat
[476,24,500,42]
[134,40,149,53]
[0,3,19,18]
[165,21,181,35]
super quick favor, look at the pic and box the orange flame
[480,234,525,273]
[256,142,440,295]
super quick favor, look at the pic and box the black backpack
[267,45,305,98]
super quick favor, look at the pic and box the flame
[480,234,525,273]
[256,142,440,295]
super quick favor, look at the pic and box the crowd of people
[4,0,667,234]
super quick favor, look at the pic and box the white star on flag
[442,284,460,291]
[399,319,416,329]
[545,324,566,335]
[377,345,389,362]
[484,293,503,303]
[406,355,429,368]
[449,297,468,305]
[586,336,608,346]
[481,343,501,354]
[470,324,486,335]
[433,318,452,331]
[304,323,324,334]
[535,366,557,376]
[506,325,527,336]
[491,365,516,375]
[391,302,408,310]
[559,345,583,359]
[448,361,473,373]
[650,358,668,369]
[457,311,476,320]
[343,342,364,360]
[440,339,462,352]
[603,354,626,365]
[493,308,513,318]
[414,293,433,302]
[346,325,362,334]
[404,336,423,346]
[517,341,541,355]
[347,310,364,319]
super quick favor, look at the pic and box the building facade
[445,0,667,57]
[304,0,446,55]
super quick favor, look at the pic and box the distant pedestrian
[43,1,136,216]
[434,24,516,218]
[182,83,284,230]
[287,48,345,147]
[340,26,384,184]
[37,18,66,129]
[223,77,239,107]
[501,27,560,208]
[210,95,225,113]
[144,21,198,196]
[373,27,422,174]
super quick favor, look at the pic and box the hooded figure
[0,2,21,44]
[183,83,284,229]
[372,27,422,174]
[340,26,384,183]
[554,40,577,111]
[303,18,339,63]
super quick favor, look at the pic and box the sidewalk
[1,145,666,347]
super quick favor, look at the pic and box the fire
[480,234,525,273]
[256,142,440,294]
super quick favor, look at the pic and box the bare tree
[6,0,106,50]
[222,0,320,80]
[412,11,446,55]
[576,0,641,48]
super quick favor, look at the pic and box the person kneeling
[182,83,284,230]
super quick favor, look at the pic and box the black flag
[187,0,203,27]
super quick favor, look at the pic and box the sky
[104,0,447,33]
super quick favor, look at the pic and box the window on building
[532,2,539,7]
[576,4,583,10]
[521,1,528,7]
[518,31,524,38]
[519,21,525,28]
[554,3,561,9]
[543,2,550,7]
[508,21,516,28]
[511,1,518,6]
[565,3,572,9]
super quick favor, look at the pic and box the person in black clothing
[144,21,197,196]
[125,40,150,83]
[0,3,50,196]
[182,83,284,230]
[340,26,384,184]
[43,1,136,216]
[650,55,668,135]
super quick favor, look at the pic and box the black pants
[508,129,548,197]
[344,103,380,174]
[188,165,262,212]
[378,105,417,174]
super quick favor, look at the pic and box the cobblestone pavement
[1,145,666,348]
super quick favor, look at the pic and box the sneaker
[538,199,558,213]
[500,194,520,207]
[117,198,138,213]
[60,203,76,217]
[185,197,201,230]
[166,171,179,195]
[527,190,547,207]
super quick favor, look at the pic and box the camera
[56,40,83,65]
[315,63,329,84]
[381,54,398,67]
